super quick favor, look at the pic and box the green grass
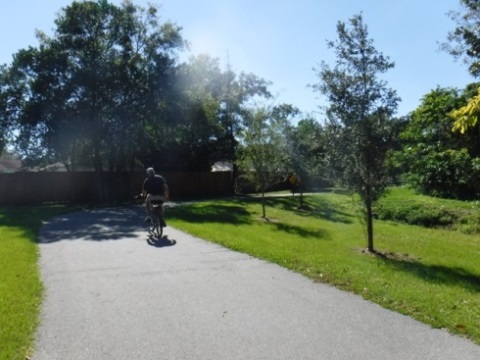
[0,204,78,360]
[375,186,480,233]
[166,191,480,345]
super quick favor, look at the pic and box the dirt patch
[356,248,421,262]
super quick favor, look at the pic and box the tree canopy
[0,0,273,197]
[443,0,480,77]
[395,84,480,199]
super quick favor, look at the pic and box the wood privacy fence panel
[0,171,232,205]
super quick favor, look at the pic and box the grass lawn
[166,189,480,345]
[0,205,77,360]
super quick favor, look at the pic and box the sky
[0,0,475,119]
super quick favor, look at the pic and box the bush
[397,146,480,200]
[374,187,480,234]
[374,201,457,228]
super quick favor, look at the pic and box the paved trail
[33,206,480,360]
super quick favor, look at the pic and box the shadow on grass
[169,198,332,240]
[0,205,84,243]
[1,206,66,237]
[377,252,480,293]
[266,221,331,240]
[167,204,252,225]
[264,196,353,224]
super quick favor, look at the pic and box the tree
[170,54,224,171]
[442,0,480,77]
[216,67,272,192]
[238,106,289,218]
[0,0,184,197]
[395,85,480,199]
[163,54,272,173]
[450,87,480,134]
[312,14,400,252]
[0,64,15,155]
[271,105,317,206]
[287,117,326,202]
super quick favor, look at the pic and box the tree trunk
[365,187,374,252]
[261,191,266,218]
[92,142,105,202]
[231,162,239,194]
[300,185,304,208]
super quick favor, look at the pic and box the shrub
[397,146,480,200]
[374,201,457,228]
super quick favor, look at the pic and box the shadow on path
[39,206,145,243]
[147,235,177,248]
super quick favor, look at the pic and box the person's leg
[148,195,166,226]
[160,204,167,227]
[145,194,152,218]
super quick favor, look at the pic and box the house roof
[211,161,233,172]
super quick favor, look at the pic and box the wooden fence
[0,171,233,205]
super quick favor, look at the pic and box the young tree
[272,105,318,206]
[312,14,400,252]
[238,106,289,218]
[287,116,326,205]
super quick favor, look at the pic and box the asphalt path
[33,205,480,360]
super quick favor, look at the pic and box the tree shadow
[38,206,146,243]
[266,196,353,224]
[266,221,332,240]
[374,251,480,293]
[167,204,252,225]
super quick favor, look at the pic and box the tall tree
[312,14,400,252]
[171,54,224,170]
[0,0,184,197]
[394,84,480,199]
[166,54,272,172]
[217,67,272,192]
[442,0,480,77]
[0,64,16,155]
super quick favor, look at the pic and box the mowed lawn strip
[166,192,480,345]
[0,205,77,360]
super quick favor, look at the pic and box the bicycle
[147,199,165,239]
[135,195,166,240]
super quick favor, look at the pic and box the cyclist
[141,167,169,226]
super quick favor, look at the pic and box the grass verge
[375,186,480,233]
[166,191,480,345]
[0,204,78,360]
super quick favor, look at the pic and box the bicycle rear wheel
[153,213,163,238]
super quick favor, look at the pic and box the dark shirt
[143,175,166,196]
